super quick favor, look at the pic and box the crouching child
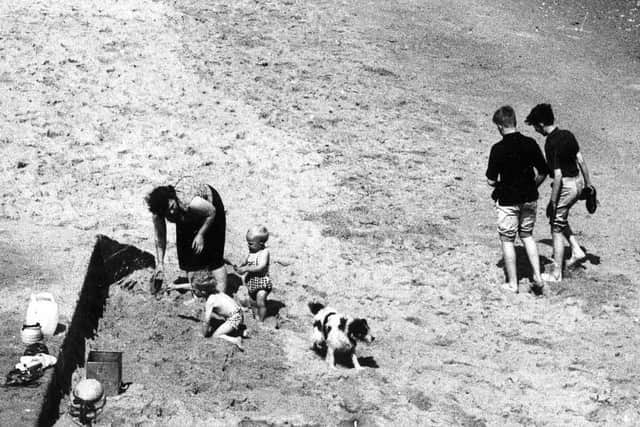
[202,292,245,350]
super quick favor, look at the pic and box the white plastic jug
[25,292,59,337]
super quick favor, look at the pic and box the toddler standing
[235,225,272,321]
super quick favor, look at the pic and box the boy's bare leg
[256,290,268,322]
[500,241,518,291]
[563,227,586,266]
[548,231,565,280]
[213,322,243,350]
[521,236,543,284]
[216,334,243,350]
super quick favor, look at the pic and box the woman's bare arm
[152,214,167,270]
[188,196,216,254]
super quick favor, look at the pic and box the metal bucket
[86,351,122,396]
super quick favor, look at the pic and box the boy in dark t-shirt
[525,103,594,282]
[486,106,549,293]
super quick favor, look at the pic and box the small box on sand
[86,351,122,396]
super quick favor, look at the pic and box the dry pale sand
[1,0,639,425]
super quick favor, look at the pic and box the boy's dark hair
[525,103,555,126]
[492,106,517,128]
[145,185,177,215]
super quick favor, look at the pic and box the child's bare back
[202,293,244,350]
[206,293,238,317]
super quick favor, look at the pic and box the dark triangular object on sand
[37,235,154,427]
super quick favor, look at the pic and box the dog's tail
[308,302,325,315]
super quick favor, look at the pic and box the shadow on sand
[537,240,601,267]
[496,246,552,282]
[38,235,155,427]
[311,345,379,369]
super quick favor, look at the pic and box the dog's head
[348,318,374,343]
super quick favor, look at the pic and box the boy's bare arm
[210,294,241,316]
[533,144,549,187]
[550,168,562,206]
[576,152,592,188]
[206,298,227,319]
[209,311,225,321]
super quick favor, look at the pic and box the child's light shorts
[222,307,244,331]
[496,201,537,242]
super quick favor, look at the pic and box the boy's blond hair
[246,225,269,243]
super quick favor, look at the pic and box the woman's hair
[246,225,269,243]
[145,186,177,215]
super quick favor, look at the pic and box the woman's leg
[211,265,228,294]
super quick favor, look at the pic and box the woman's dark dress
[173,181,226,271]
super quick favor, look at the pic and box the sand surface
[1,0,639,425]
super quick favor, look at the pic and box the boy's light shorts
[551,176,583,233]
[496,201,537,242]
[222,308,244,331]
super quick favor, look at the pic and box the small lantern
[68,378,106,425]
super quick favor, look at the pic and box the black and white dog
[308,302,374,370]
